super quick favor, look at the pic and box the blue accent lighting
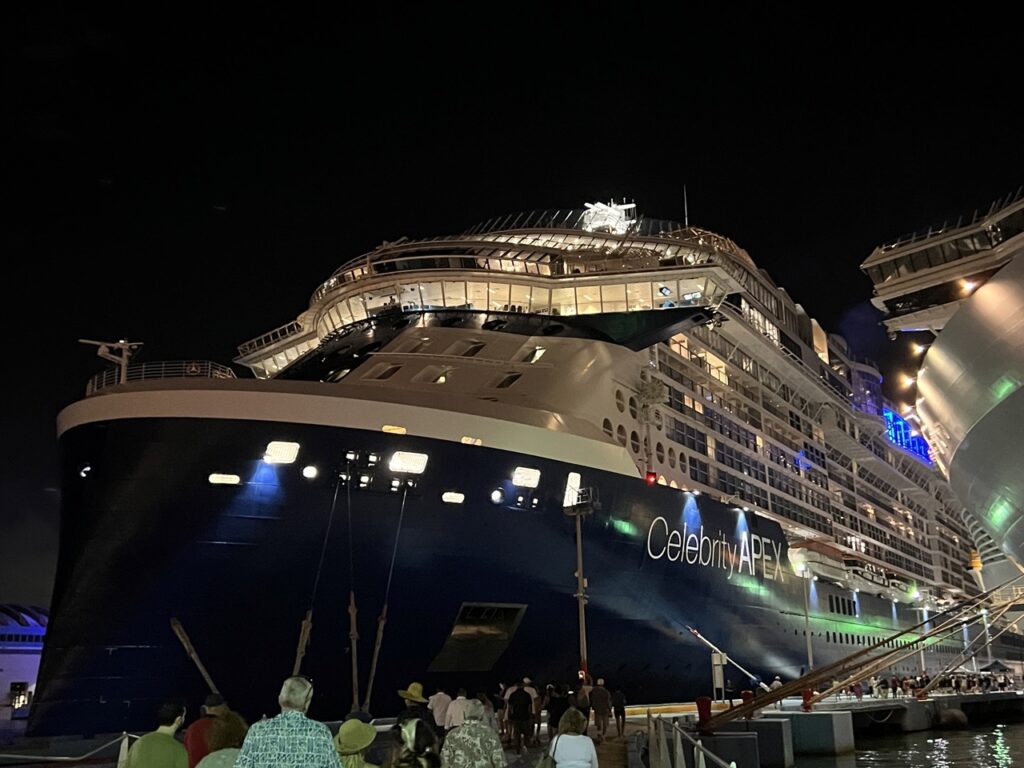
[882,408,932,464]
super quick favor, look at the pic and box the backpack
[535,735,560,768]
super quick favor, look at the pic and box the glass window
[656,442,666,464]
[335,300,354,326]
[530,287,551,314]
[668,447,677,468]
[603,418,614,437]
[349,295,368,321]
[400,283,422,310]
[444,281,467,307]
[510,284,531,313]
[654,280,677,308]
[601,284,627,312]
[616,425,627,446]
[466,282,488,310]
[365,287,399,316]
[627,282,653,310]
[630,431,641,454]
[421,282,444,308]
[678,277,706,305]
[576,287,601,314]
[551,287,576,316]
[488,283,510,311]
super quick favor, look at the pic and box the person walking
[426,687,451,737]
[396,682,431,725]
[588,679,612,739]
[393,718,441,768]
[444,689,470,732]
[234,676,341,767]
[439,699,506,768]
[196,712,249,768]
[333,718,379,768]
[547,708,599,768]
[506,682,533,754]
[185,693,230,768]
[126,701,188,768]
[611,688,626,738]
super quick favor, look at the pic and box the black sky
[3,6,1022,605]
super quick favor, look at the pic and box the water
[798,722,1024,767]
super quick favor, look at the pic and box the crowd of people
[126,673,626,768]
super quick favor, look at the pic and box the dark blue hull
[32,417,980,736]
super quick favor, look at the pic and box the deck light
[264,441,300,464]
[208,473,241,485]
[512,467,541,488]
[302,465,318,479]
[389,451,429,474]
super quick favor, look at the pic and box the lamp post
[565,485,598,675]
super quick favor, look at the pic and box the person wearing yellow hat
[396,682,430,724]
[334,719,379,768]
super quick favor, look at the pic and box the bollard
[696,696,713,728]
[741,689,754,719]
[801,688,814,712]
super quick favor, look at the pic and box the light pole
[565,486,598,675]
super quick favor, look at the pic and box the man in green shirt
[127,701,189,768]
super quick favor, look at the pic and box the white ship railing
[237,319,304,355]
[86,361,237,396]
[878,185,1023,251]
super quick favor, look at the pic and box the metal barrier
[0,732,138,765]
[647,713,736,768]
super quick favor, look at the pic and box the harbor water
[799,721,1024,767]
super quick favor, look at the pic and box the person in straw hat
[334,718,379,768]
[396,682,431,726]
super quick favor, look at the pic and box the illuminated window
[209,473,241,485]
[389,451,429,474]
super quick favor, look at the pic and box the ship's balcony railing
[237,320,304,355]
[86,361,237,396]
[878,185,1023,252]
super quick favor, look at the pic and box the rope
[293,471,344,676]
[346,461,361,713]
[362,484,410,712]
[310,476,344,611]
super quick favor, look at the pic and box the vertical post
[575,510,589,673]
[983,609,993,667]
[802,574,814,671]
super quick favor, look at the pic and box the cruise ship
[861,187,1024,572]
[34,202,1021,737]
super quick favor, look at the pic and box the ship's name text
[645,517,784,581]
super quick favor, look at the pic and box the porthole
[615,390,625,413]
[616,425,627,446]
[668,447,676,468]
[603,418,614,438]
[656,443,665,463]
[629,396,639,419]
[654,411,664,431]
[630,431,641,454]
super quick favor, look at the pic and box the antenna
[683,185,690,228]
[79,339,143,385]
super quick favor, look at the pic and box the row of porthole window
[614,389,665,430]
[0,634,40,643]
[602,418,680,468]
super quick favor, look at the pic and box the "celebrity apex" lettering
[645,516,784,581]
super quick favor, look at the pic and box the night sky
[3,7,1021,605]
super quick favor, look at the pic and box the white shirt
[549,734,598,768]
[445,696,469,729]
[428,692,452,728]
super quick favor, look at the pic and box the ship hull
[32,416,986,735]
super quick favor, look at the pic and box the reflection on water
[797,723,1024,767]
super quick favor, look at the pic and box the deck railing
[86,361,236,396]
